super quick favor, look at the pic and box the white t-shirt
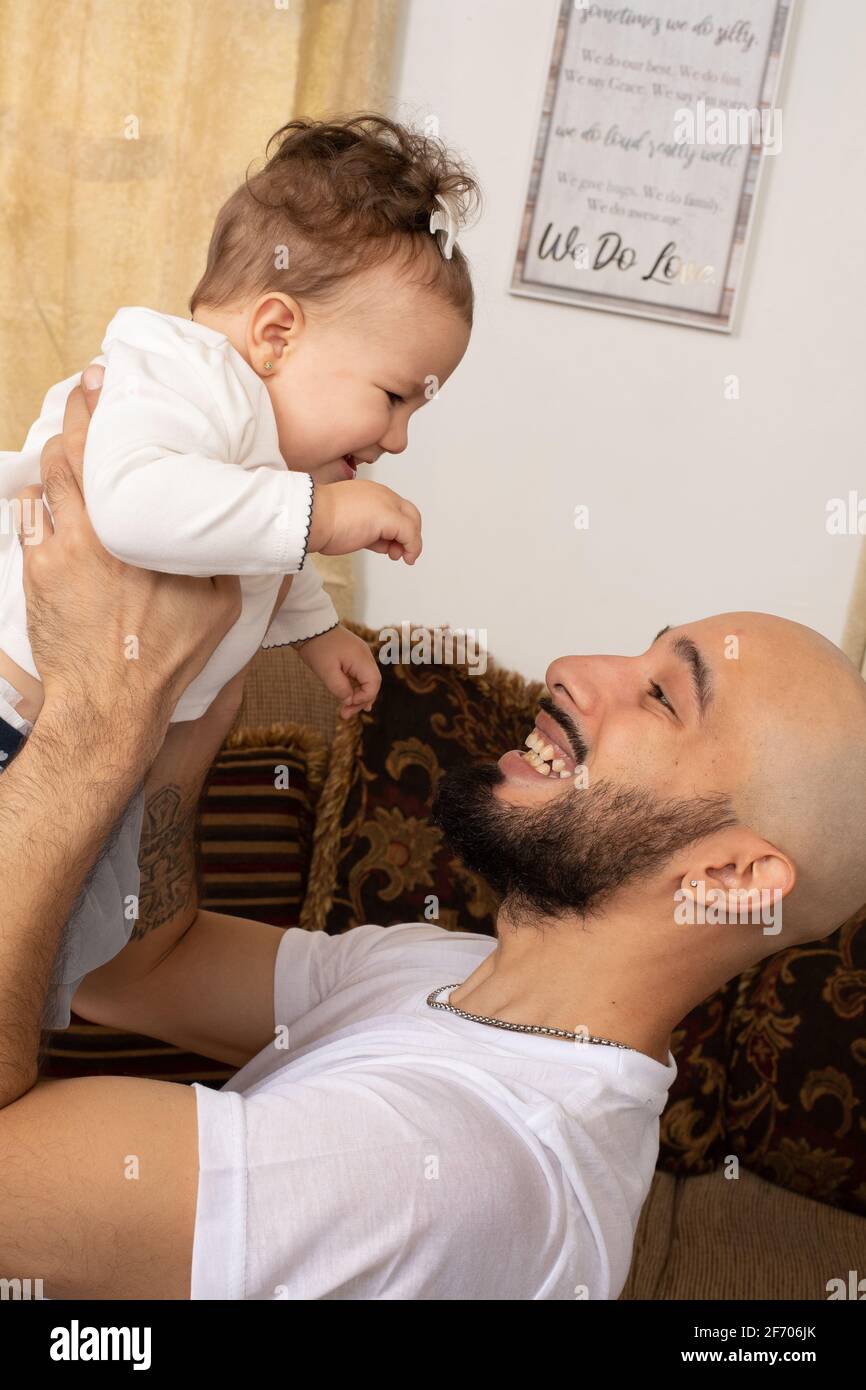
[190,922,677,1300]
[0,307,338,721]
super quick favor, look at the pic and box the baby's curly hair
[189,112,481,326]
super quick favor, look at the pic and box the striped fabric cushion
[197,725,329,927]
[39,723,329,1086]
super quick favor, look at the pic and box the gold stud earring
[264,360,273,372]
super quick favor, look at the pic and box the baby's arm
[297,624,382,718]
[263,568,381,718]
[261,563,339,650]
[83,334,314,577]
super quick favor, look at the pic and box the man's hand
[16,366,241,746]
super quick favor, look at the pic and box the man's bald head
[698,612,866,939]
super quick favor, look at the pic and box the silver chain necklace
[426,984,634,1050]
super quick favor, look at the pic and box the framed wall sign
[510,0,797,331]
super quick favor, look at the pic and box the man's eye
[649,680,675,714]
[385,390,404,405]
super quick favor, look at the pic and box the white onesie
[0,306,339,722]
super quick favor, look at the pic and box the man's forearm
[73,731,201,1005]
[134,725,207,950]
[0,698,160,1106]
[72,732,211,1001]
[72,669,248,1013]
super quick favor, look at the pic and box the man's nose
[545,653,631,720]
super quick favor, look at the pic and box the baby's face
[250,260,470,484]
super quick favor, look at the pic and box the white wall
[360,0,866,683]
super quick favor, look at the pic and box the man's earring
[263,360,273,372]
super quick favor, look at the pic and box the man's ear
[679,828,796,903]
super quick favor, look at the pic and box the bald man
[432,611,866,1066]
[1,380,865,1301]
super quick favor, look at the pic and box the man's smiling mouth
[518,702,587,779]
[521,726,576,777]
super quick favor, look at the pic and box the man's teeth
[522,728,571,777]
[523,749,551,775]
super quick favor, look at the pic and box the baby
[0,113,478,1027]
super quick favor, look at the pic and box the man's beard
[431,761,737,921]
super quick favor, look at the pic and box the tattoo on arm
[134,784,197,939]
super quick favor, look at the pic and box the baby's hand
[307,480,422,566]
[296,625,382,720]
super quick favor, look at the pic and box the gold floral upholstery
[723,907,866,1214]
[301,621,543,936]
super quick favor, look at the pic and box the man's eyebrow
[673,636,713,717]
[650,626,713,718]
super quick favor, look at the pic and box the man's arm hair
[0,702,149,1104]
[70,667,285,1069]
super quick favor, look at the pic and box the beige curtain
[0,0,402,611]
[842,543,866,677]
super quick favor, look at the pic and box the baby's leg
[0,647,43,723]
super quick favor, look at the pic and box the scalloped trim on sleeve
[264,619,341,651]
[298,477,315,571]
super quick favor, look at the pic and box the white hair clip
[429,192,459,260]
